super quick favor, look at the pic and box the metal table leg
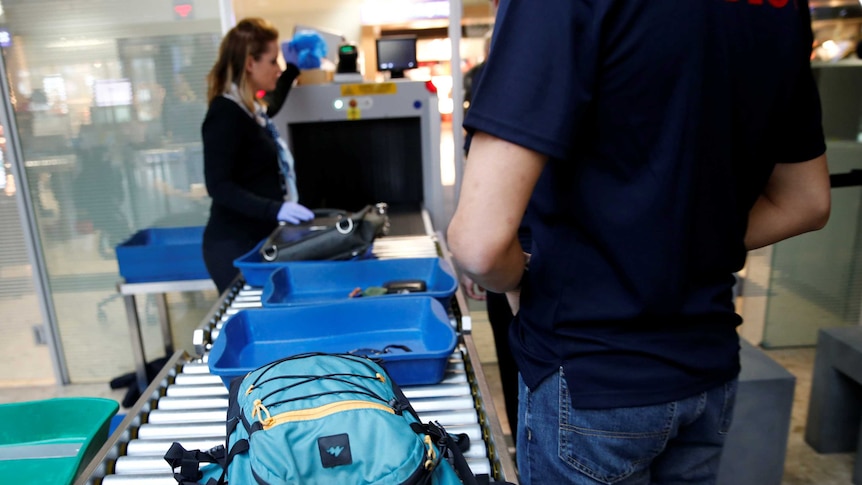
[118,278,216,394]
[122,293,149,392]
[156,293,174,356]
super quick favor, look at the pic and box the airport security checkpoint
[0,1,860,485]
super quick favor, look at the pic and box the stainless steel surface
[117,279,216,295]
[78,234,517,484]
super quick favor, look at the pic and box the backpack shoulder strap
[422,421,482,485]
[164,377,252,485]
[164,442,227,485]
[391,377,486,485]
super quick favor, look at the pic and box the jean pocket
[718,378,738,435]
[558,372,674,484]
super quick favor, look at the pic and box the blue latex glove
[281,41,299,67]
[289,31,327,69]
[277,202,314,224]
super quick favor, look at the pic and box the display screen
[93,79,133,107]
[0,29,11,48]
[376,37,417,74]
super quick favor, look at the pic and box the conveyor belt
[77,234,517,484]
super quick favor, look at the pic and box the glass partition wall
[740,2,862,347]
[0,0,222,385]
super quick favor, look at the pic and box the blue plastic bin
[116,226,208,283]
[261,257,457,309]
[208,297,457,387]
[233,239,374,287]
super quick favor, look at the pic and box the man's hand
[460,274,487,301]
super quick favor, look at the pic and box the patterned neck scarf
[262,114,299,203]
[223,84,299,203]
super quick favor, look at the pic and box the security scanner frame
[271,80,447,231]
[75,227,518,484]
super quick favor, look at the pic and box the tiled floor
[0,298,857,485]
[765,347,855,485]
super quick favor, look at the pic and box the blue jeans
[517,369,738,485]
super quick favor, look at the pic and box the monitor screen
[376,36,417,78]
[93,79,133,107]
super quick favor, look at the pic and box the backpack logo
[318,434,353,468]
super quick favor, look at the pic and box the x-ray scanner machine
[271,80,445,231]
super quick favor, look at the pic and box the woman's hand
[281,41,299,67]
[277,202,314,224]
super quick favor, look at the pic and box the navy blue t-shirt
[464,0,825,408]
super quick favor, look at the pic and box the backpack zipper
[252,399,394,430]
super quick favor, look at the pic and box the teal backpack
[165,353,507,485]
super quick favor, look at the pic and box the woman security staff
[202,17,313,293]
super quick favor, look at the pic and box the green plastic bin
[0,397,119,485]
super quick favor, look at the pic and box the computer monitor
[376,36,417,79]
[93,79,132,107]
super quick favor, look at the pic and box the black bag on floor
[260,203,390,262]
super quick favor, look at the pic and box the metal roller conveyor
[163,384,228,398]
[147,395,476,424]
[145,409,226,424]
[152,396,228,410]
[153,388,476,412]
[124,436,487,461]
[110,455,492,479]
[110,455,488,476]
[178,362,210,372]
[101,476,177,485]
[143,402,481,428]
[171,373,220,386]
[136,422,225,440]
[125,438,223,455]
[111,450,491,478]
[76,235,517,485]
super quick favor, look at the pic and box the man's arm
[745,153,830,250]
[447,131,546,293]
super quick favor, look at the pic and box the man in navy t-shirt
[448,0,831,483]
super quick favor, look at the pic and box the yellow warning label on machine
[340,83,397,97]
[347,107,361,120]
